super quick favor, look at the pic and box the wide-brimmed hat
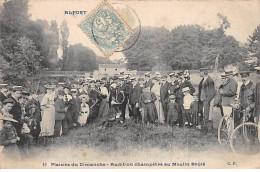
[182,87,190,93]
[0,114,18,123]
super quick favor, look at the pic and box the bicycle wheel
[230,122,259,155]
[218,115,234,144]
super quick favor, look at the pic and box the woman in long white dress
[40,84,56,137]
[151,76,164,124]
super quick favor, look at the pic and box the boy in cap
[166,94,182,127]
[0,113,21,160]
[54,89,68,137]
[182,87,194,127]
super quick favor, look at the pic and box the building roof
[99,64,127,69]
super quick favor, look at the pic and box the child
[182,87,194,127]
[0,114,21,160]
[139,85,158,124]
[167,94,181,126]
[54,90,68,137]
[78,94,89,126]
[190,93,201,127]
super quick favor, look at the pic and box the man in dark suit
[160,75,170,122]
[198,68,216,132]
[130,77,143,123]
[9,86,24,136]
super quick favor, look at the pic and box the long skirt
[40,105,55,136]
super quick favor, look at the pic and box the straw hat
[0,114,18,123]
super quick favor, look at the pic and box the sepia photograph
[0,0,260,169]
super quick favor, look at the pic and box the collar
[203,75,208,81]
[245,80,250,86]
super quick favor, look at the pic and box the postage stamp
[79,1,133,57]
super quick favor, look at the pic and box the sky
[28,0,260,61]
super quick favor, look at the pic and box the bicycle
[217,105,259,154]
[230,110,259,154]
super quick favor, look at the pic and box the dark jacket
[130,83,142,105]
[160,82,170,102]
[239,81,255,110]
[0,92,7,103]
[9,96,23,136]
[220,78,238,106]
[25,99,41,122]
[254,82,260,123]
[54,98,66,120]
[0,126,18,146]
[198,76,216,102]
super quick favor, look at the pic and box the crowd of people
[0,67,260,160]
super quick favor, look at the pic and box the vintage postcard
[0,0,260,169]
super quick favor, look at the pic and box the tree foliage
[248,25,260,66]
[123,14,246,70]
[0,0,60,85]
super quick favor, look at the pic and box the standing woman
[151,76,164,124]
[40,84,56,137]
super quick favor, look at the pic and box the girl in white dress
[78,94,89,126]
[40,85,56,137]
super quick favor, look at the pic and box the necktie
[65,95,68,102]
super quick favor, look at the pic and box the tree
[60,20,70,70]
[248,25,260,66]
[2,37,44,86]
[63,44,98,71]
